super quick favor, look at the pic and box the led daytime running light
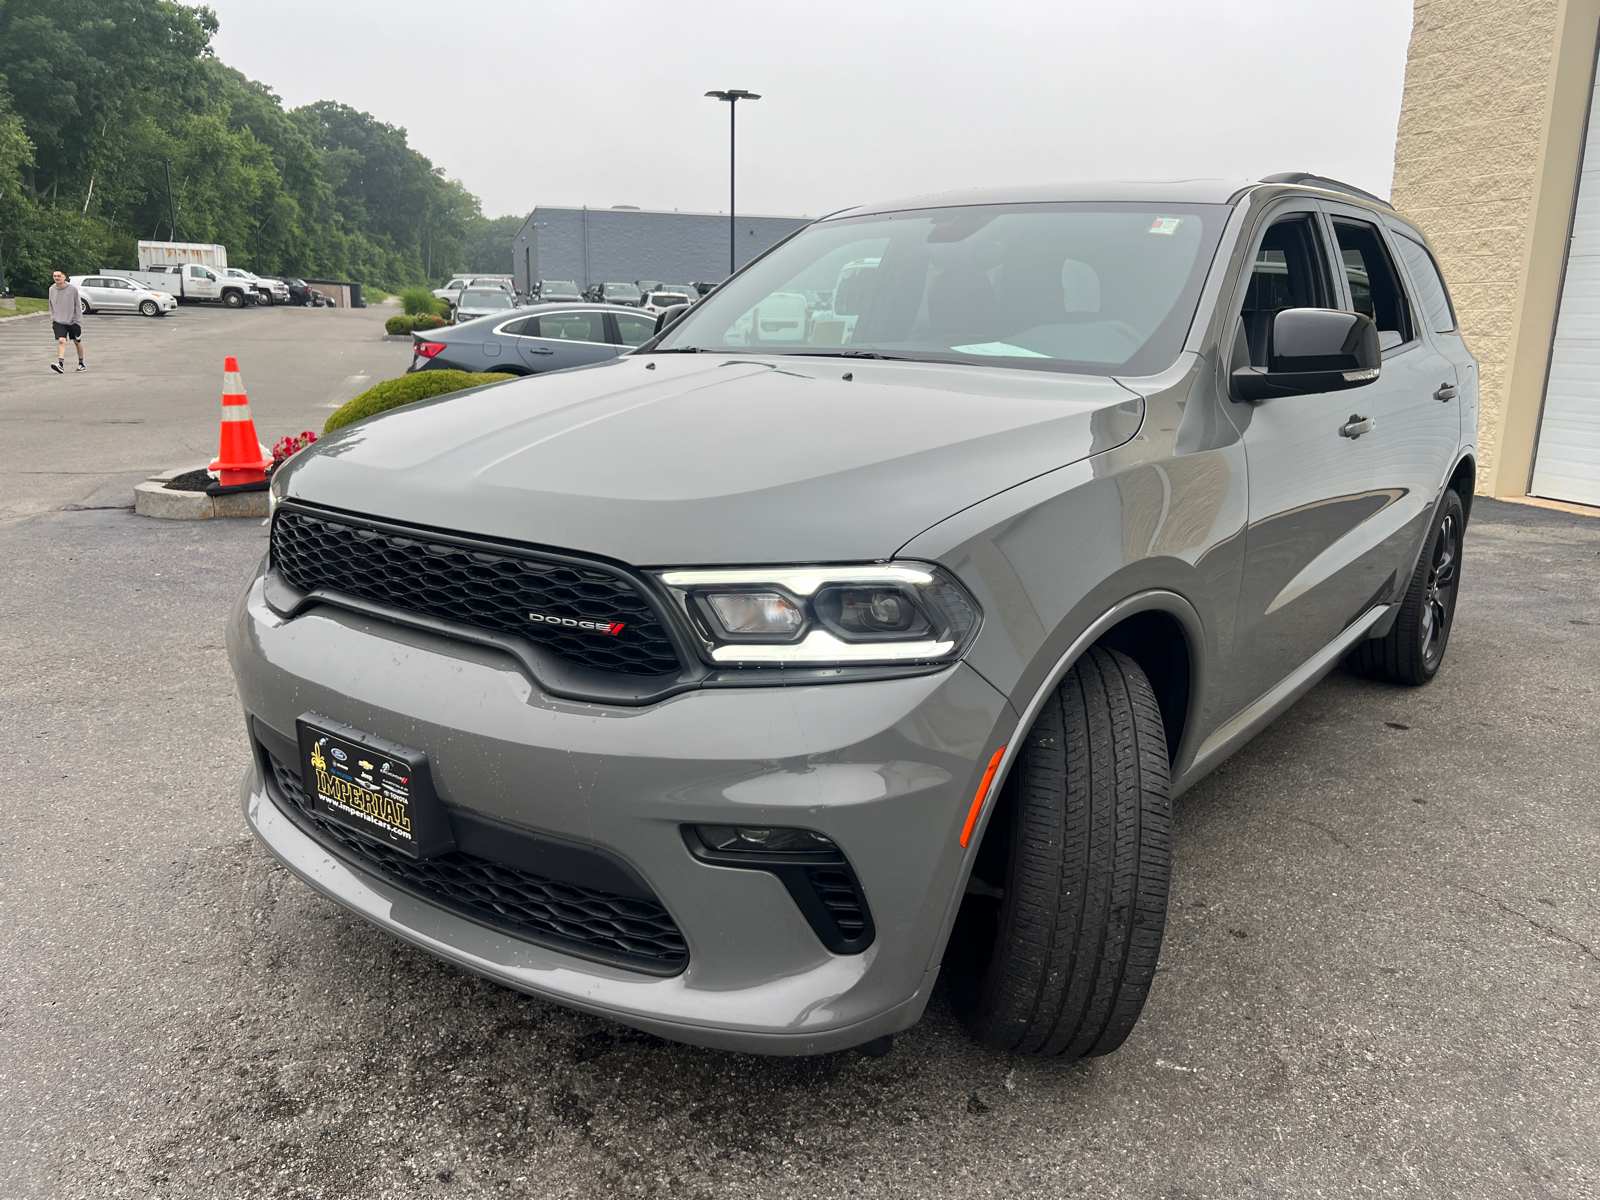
[658,564,935,596]
[709,628,953,664]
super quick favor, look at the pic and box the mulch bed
[163,469,216,492]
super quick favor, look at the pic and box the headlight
[655,563,980,667]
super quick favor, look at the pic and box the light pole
[705,89,761,277]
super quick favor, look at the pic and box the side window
[1333,219,1413,350]
[1392,232,1457,334]
[533,312,605,342]
[1239,214,1331,367]
[614,313,656,347]
[82,277,104,288]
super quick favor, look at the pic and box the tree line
[0,0,518,296]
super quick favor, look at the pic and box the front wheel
[946,645,1172,1057]
[1346,488,1464,686]
[222,290,244,309]
[139,299,159,317]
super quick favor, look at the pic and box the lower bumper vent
[261,747,687,975]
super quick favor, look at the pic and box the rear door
[514,310,614,372]
[611,310,657,353]
[1222,204,1386,716]
[1326,208,1461,593]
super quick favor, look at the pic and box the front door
[514,310,614,372]
[1221,207,1388,717]
[99,277,139,310]
[1327,210,1462,595]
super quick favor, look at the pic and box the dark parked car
[408,303,657,374]
[533,279,583,304]
[584,282,642,306]
[237,174,1477,1059]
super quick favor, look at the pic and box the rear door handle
[1339,414,1375,439]
[523,345,554,355]
[1434,382,1458,402]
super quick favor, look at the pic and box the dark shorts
[52,321,82,341]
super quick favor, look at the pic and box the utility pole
[164,158,179,241]
[704,90,761,277]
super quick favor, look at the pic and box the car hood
[281,354,1143,565]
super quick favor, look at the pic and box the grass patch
[324,370,515,434]
[6,297,48,316]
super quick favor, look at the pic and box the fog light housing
[695,825,837,854]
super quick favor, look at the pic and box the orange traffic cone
[209,356,272,487]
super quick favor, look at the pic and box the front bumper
[229,572,1013,1054]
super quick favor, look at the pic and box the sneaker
[75,362,86,372]
[50,360,63,374]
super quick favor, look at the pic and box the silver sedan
[409,303,659,375]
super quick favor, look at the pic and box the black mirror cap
[1232,308,1381,401]
[654,303,691,335]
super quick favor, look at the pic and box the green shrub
[399,285,436,316]
[324,370,515,434]
[384,312,451,334]
[433,296,452,318]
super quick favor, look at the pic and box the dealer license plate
[296,715,453,859]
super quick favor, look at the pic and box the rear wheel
[139,299,159,317]
[80,298,92,315]
[946,646,1172,1057]
[1346,488,1464,686]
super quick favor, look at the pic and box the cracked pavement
[1,306,1597,1198]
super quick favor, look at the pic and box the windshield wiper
[775,349,927,362]
[649,346,707,353]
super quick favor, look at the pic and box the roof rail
[1257,172,1393,209]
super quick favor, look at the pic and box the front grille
[271,507,681,677]
[264,750,687,974]
[805,865,871,942]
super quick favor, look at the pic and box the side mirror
[1232,308,1380,402]
[655,303,690,335]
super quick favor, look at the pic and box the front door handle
[1434,382,1458,402]
[1339,414,1375,439]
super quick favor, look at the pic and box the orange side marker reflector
[960,746,1007,848]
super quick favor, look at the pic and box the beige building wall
[1392,0,1600,497]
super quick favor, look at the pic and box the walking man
[48,270,85,373]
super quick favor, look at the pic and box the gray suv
[230,175,1477,1058]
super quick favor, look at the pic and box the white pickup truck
[103,263,256,308]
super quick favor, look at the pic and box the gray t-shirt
[49,283,81,324]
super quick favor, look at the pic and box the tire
[222,290,244,309]
[139,299,159,317]
[80,299,92,315]
[1346,488,1464,686]
[947,645,1172,1057]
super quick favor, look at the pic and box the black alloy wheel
[945,646,1172,1057]
[1346,488,1465,686]
[139,299,159,317]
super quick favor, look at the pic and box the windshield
[656,202,1229,375]
[460,291,513,309]
[603,284,640,298]
[648,293,689,306]
[542,281,579,295]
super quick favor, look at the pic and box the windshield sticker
[951,342,1051,358]
[1148,217,1183,236]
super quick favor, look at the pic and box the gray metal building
[510,206,811,294]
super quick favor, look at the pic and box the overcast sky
[204,0,1414,221]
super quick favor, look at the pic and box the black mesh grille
[263,749,687,974]
[271,507,681,677]
[805,865,870,941]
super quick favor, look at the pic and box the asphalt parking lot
[1,304,1597,1199]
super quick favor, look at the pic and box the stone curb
[0,308,47,325]
[134,464,270,520]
